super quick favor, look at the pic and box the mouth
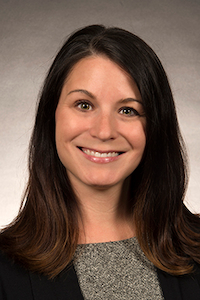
[79,147,124,158]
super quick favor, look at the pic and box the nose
[90,112,117,141]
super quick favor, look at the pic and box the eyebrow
[119,98,143,105]
[67,89,95,99]
[67,89,143,105]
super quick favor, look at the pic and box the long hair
[1,25,200,278]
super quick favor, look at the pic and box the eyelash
[118,107,140,117]
[76,100,93,111]
[75,101,140,117]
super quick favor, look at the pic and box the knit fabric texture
[73,237,164,299]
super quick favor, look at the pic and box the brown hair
[1,25,200,278]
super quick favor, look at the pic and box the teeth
[82,149,119,157]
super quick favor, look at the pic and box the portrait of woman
[0,24,200,300]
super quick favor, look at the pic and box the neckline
[77,236,137,247]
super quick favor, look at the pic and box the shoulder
[0,250,34,299]
[157,263,200,300]
[0,228,35,298]
[0,249,29,279]
[0,250,84,300]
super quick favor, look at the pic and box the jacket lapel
[29,264,84,300]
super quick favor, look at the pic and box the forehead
[66,55,128,80]
[63,55,141,100]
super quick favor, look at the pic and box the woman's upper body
[0,246,200,300]
[1,24,200,298]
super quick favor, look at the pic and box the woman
[0,24,200,299]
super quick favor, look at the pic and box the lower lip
[80,149,122,163]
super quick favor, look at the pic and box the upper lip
[78,147,125,154]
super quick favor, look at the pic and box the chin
[86,177,123,189]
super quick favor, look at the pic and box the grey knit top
[73,237,164,299]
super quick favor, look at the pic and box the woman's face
[55,55,146,191]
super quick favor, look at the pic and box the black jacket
[0,251,200,300]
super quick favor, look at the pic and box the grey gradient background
[0,0,200,227]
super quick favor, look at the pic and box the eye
[119,107,139,116]
[76,101,93,111]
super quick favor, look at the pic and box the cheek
[55,109,71,160]
[55,109,81,142]
[55,118,72,169]
[127,122,146,150]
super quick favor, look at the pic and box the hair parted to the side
[1,24,200,278]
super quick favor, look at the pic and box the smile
[82,149,119,157]
[81,148,120,157]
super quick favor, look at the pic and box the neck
[72,177,135,244]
